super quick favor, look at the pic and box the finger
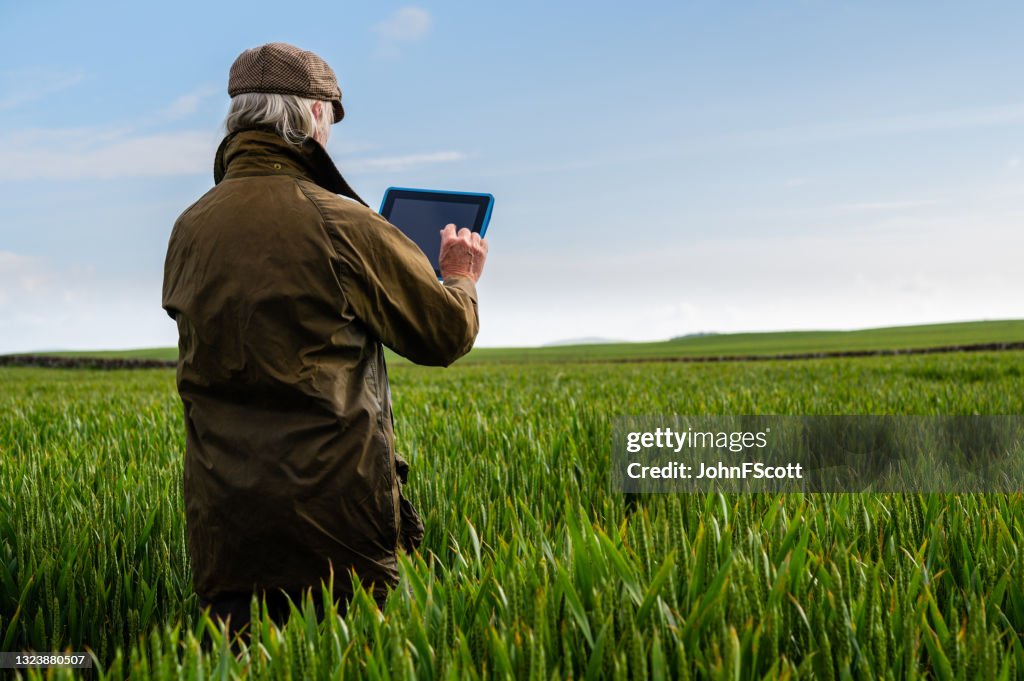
[441,223,456,238]
[457,227,472,240]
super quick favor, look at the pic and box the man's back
[162,129,479,603]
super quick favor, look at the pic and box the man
[161,42,488,638]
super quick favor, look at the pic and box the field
[2,340,1024,678]
[29,318,1024,364]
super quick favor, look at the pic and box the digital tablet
[379,187,494,277]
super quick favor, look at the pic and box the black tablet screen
[386,198,482,273]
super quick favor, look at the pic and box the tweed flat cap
[228,42,344,123]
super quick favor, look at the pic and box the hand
[438,224,488,283]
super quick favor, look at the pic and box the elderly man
[161,42,487,638]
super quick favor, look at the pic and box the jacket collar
[213,127,368,207]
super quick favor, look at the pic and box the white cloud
[158,85,220,122]
[0,82,225,180]
[342,150,465,173]
[460,101,1024,183]
[0,252,47,305]
[0,74,459,180]
[723,102,1024,149]
[0,125,463,180]
[372,7,432,56]
[473,211,1024,346]
[834,199,941,212]
[0,69,85,111]
[0,128,218,180]
[0,251,174,355]
[3,206,1021,353]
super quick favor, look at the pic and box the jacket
[161,128,479,601]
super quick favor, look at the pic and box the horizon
[2,2,1023,353]
[13,316,1023,355]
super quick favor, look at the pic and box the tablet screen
[380,188,494,276]
[387,198,482,272]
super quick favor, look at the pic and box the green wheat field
[2,322,1024,679]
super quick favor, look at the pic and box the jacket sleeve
[326,205,480,367]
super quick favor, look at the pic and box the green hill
[24,319,1024,364]
[41,347,181,361]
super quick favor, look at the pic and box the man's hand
[439,223,488,283]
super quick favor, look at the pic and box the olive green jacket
[161,128,479,601]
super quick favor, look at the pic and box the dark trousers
[199,587,388,645]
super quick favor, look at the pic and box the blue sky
[1,1,1022,352]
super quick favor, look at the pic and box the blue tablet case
[379,187,494,276]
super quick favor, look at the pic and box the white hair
[224,92,333,146]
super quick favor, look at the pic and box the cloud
[372,7,432,56]
[724,102,1024,148]
[0,251,174,355]
[342,150,465,173]
[476,213,1024,346]
[0,127,218,180]
[0,82,228,180]
[0,65,469,181]
[834,199,941,212]
[0,69,86,111]
[0,251,49,306]
[157,85,220,122]
[483,101,1024,181]
[0,124,463,180]
[0,75,462,181]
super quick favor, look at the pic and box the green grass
[33,347,181,361]
[2,351,1023,678]
[24,318,1024,365]
[469,319,1024,363]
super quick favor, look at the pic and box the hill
[17,319,1024,364]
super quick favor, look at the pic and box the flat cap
[228,42,344,123]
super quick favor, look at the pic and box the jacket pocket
[394,452,425,552]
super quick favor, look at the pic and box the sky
[1,0,1022,352]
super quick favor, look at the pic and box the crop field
[2,348,1024,679]
[28,319,1024,364]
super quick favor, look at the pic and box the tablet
[379,187,494,277]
